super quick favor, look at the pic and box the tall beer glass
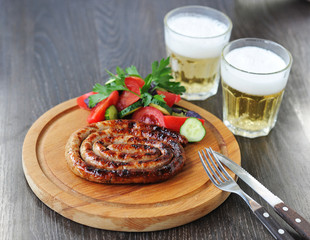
[221,38,292,138]
[164,6,232,100]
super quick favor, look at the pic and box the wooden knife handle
[254,207,294,240]
[274,202,310,240]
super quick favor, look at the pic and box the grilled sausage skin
[65,119,188,184]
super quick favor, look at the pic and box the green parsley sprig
[88,57,185,108]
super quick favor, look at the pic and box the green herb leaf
[126,65,141,77]
[116,67,126,79]
[89,81,126,108]
[88,93,106,108]
[153,94,166,102]
[141,92,153,107]
[92,83,107,93]
[106,69,119,80]
[149,57,186,94]
[157,81,186,94]
[140,74,152,95]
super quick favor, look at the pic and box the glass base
[223,120,274,138]
[181,79,219,101]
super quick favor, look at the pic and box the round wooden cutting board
[22,98,240,232]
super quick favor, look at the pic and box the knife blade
[214,151,310,240]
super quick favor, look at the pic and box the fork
[198,148,294,240]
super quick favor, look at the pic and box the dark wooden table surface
[1,0,310,239]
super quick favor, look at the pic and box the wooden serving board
[22,98,240,232]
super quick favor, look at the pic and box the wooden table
[1,0,310,239]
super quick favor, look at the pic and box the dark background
[1,0,310,239]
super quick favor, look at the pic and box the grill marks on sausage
[65,119,188,184]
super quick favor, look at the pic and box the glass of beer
[221,38,292,138]
[164,6,232,100]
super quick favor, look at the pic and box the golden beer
[222,81,284,134]
[221,38,292,138]
[167,48,220,96]
[164,6,232,100]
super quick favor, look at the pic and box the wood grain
[2,0,310,239]
[22,99,240,231]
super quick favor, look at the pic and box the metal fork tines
[198,148,294,240]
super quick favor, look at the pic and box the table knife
[215,152,310,240]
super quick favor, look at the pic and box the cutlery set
[198,148,310,240]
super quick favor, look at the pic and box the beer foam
[226,47,286,73]
[168,14,227,38]
[221,46,289,95]
[165,14,230,58]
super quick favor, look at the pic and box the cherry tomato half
[132,106,166,127]
[164,116,205,132]
[157,90,181,107]
[116,76,145,111]
[87,91,119,123]
[77,91,97,110]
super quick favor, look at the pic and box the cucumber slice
[105,105,118,120]
[119,101,143,118]
[149,99,172,115]
[180,117,206,142]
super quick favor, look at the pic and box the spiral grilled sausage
[65,119,188,184]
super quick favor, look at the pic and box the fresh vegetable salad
[77,57,206,142]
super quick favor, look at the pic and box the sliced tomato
[125,76,145,89]
[156,90,181,107]
[116,76,144,111]
[87,91,119,123]
[77,92,97,110]
[132,106,166,127]
[164,116,205,132]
